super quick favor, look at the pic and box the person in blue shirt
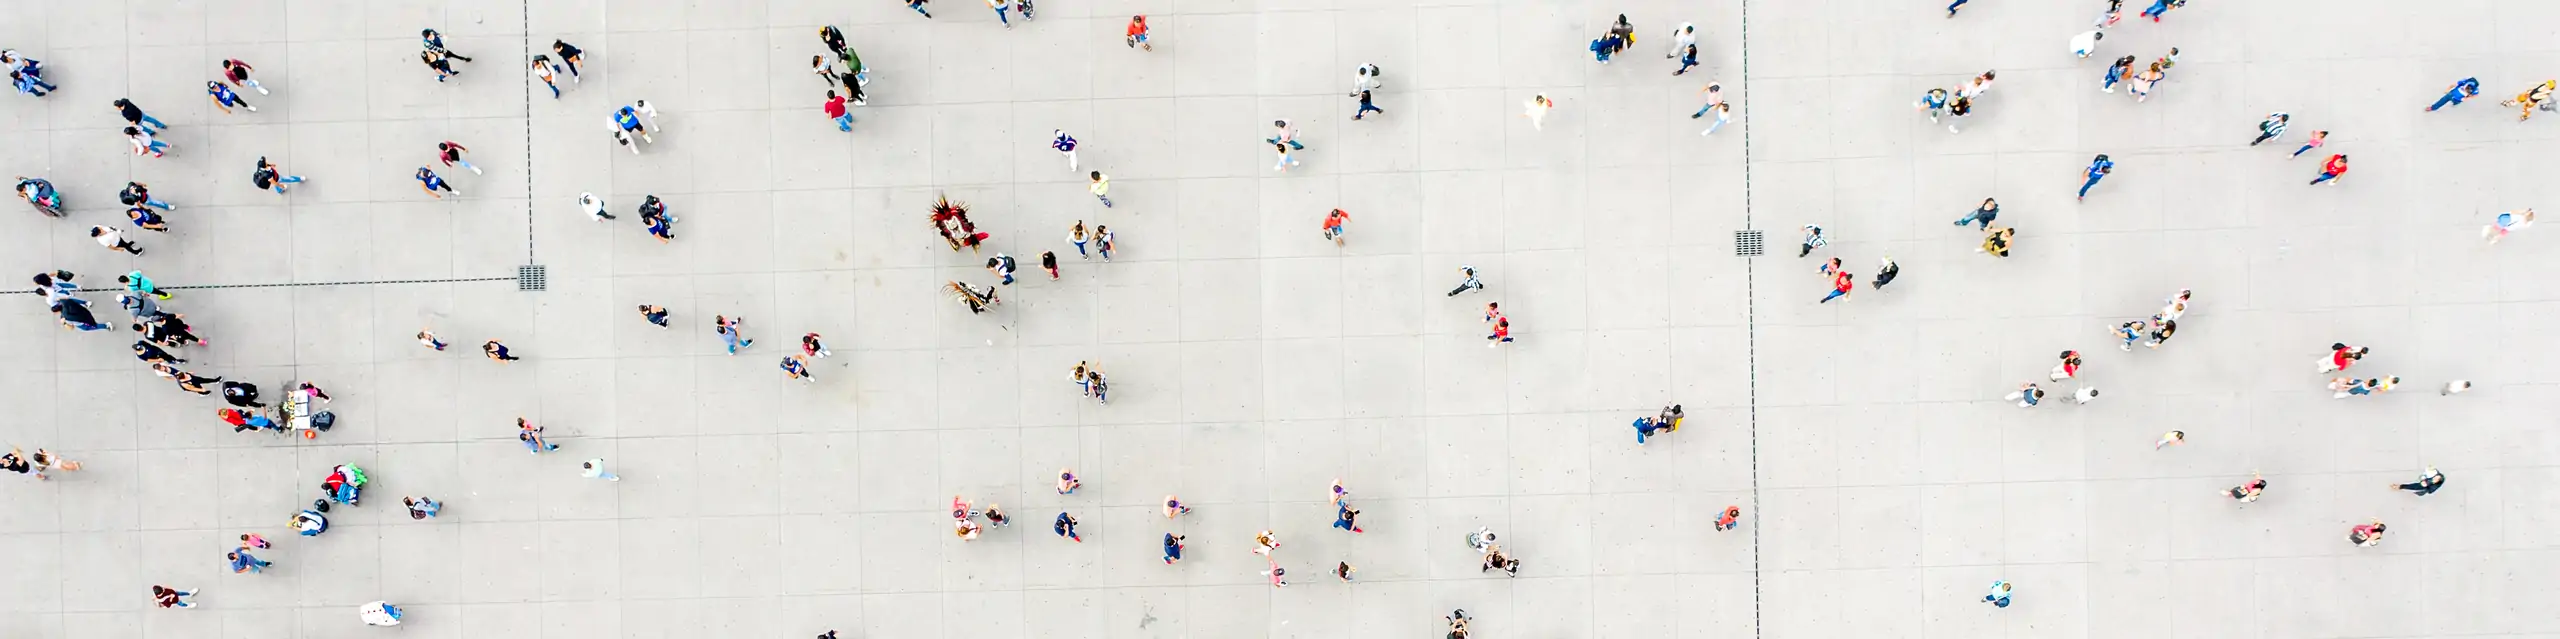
[1050,130,1078,171]
[2077,154,2113,200]
[2428,77,2481,111]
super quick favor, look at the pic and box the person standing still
[1039,251,1060,279]
[1320,209,1349,246]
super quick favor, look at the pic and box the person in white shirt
[1523,94,1553,130]
[1665,22,1696,58]
[579,192,615,221]
[91,226,142,254]
[2070,30,2103,58]
[1349,63,1381,96]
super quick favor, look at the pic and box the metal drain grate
[516,264,547,291]
[1734,230,1764,256]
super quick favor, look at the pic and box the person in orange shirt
[1321,209,1349,246]
[1126,15,1152,51]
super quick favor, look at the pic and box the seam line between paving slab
[1739,0,1763,635]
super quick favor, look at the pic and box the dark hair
[1090,171,1102,180]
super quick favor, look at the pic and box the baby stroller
[292,508,329,536]
[320,464,368,506]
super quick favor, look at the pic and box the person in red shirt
[824,91,851,132]
[1126,15,1152,51]
[1321,209,1350,246]
[151,585,197,608]
[1819,269,1852,303]
[1714,506,1742,531]
[2310,154,2348,185]
[1486,317,1512,347]
[2320,343,2368,373]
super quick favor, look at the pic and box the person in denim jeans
[825,91,851,132]
[1953,198,1998,229]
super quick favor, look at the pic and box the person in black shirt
[111,98,168,134]
[551,40,584,81]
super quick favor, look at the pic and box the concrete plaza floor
[2,0,2559,636]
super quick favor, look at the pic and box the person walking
[2102,55,2135,93]
[2428,77,2481,111]
[1332,502,1363,533]
[2290,130,2327,159]
[435,141,483,175]
[579,192,614,221]
[1039,251,1059,280]
[530,55,563,98]
[2392,466,2446,496]
[113,99,170,134]
[1162,495,1191,518]
[1915,86,1947,122]
[2309,154,2348,185]
[2051,350,2082,382]
[207,81,255,113]
[1978,226,2014,257]
[1665,22,1697,59]
[1050,130,1078,170]
[715,315,754,354]
[1069,221,1090,259]
[2348,519,2387,547]
[420,50,460,82]
[1321,209,1349,246]
[2007,383,2045,408]
[1272,141,1300,172]
[1162,533,1185,564]
[2155,430,2185,449]
[402,496,442,519]
[1872,256,1899,288]
[1056,468,1081,494]
[151,585,199,609]
[2249,112,2290,146]
[2146,319,2177,349]
[417,329,447,351]
[1945,94,1972,133]
[1350,63,1383,95]
[781,354,816,382]
[126,206,169,232]
[1953,198,1998,229]
[1983,580,2013,608]
[580,459,620,481]
[414,168,457,199]
[988,0,1014,27]
[1523,94,1553,130]
[1672,43,1699,76]
[127,126,168,158]
[1095,225,1116,261]
[482,339,519,362]
[824,91,852,132]
[1051,512,1080,541]
[1088,172,1113,207]
[421,28,472,63]
[1253,529,1279,556]
[518,418,560,453]
[1126,15,1152,50]
[118,270,172,301]
[551,40,585,82]
[2486,208,2536,244]
[985,253,1017,284]
[1818,266,1852,304]
[1270,119,1303,151]
[1798,224,1827,257]
[1448,265,1485,296]
[801,332,831,358]
[221,58,268,95]
[1715,506,1743,531]
[1695,82,1725,119]
[907,0,933,17]
[91,226,143,255]
[2129,62,2164,102]
[1352,89,1383,120]
[252,157,304,194]
[2070,30,2104,59]
[228,550,271,574]
[1698,101,1732,136]
[2225,472,2268,503]
[2077,154,2113,200]
[120,182,174,209]
[2502,80,2556,121]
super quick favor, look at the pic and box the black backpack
[312,411,336,431]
